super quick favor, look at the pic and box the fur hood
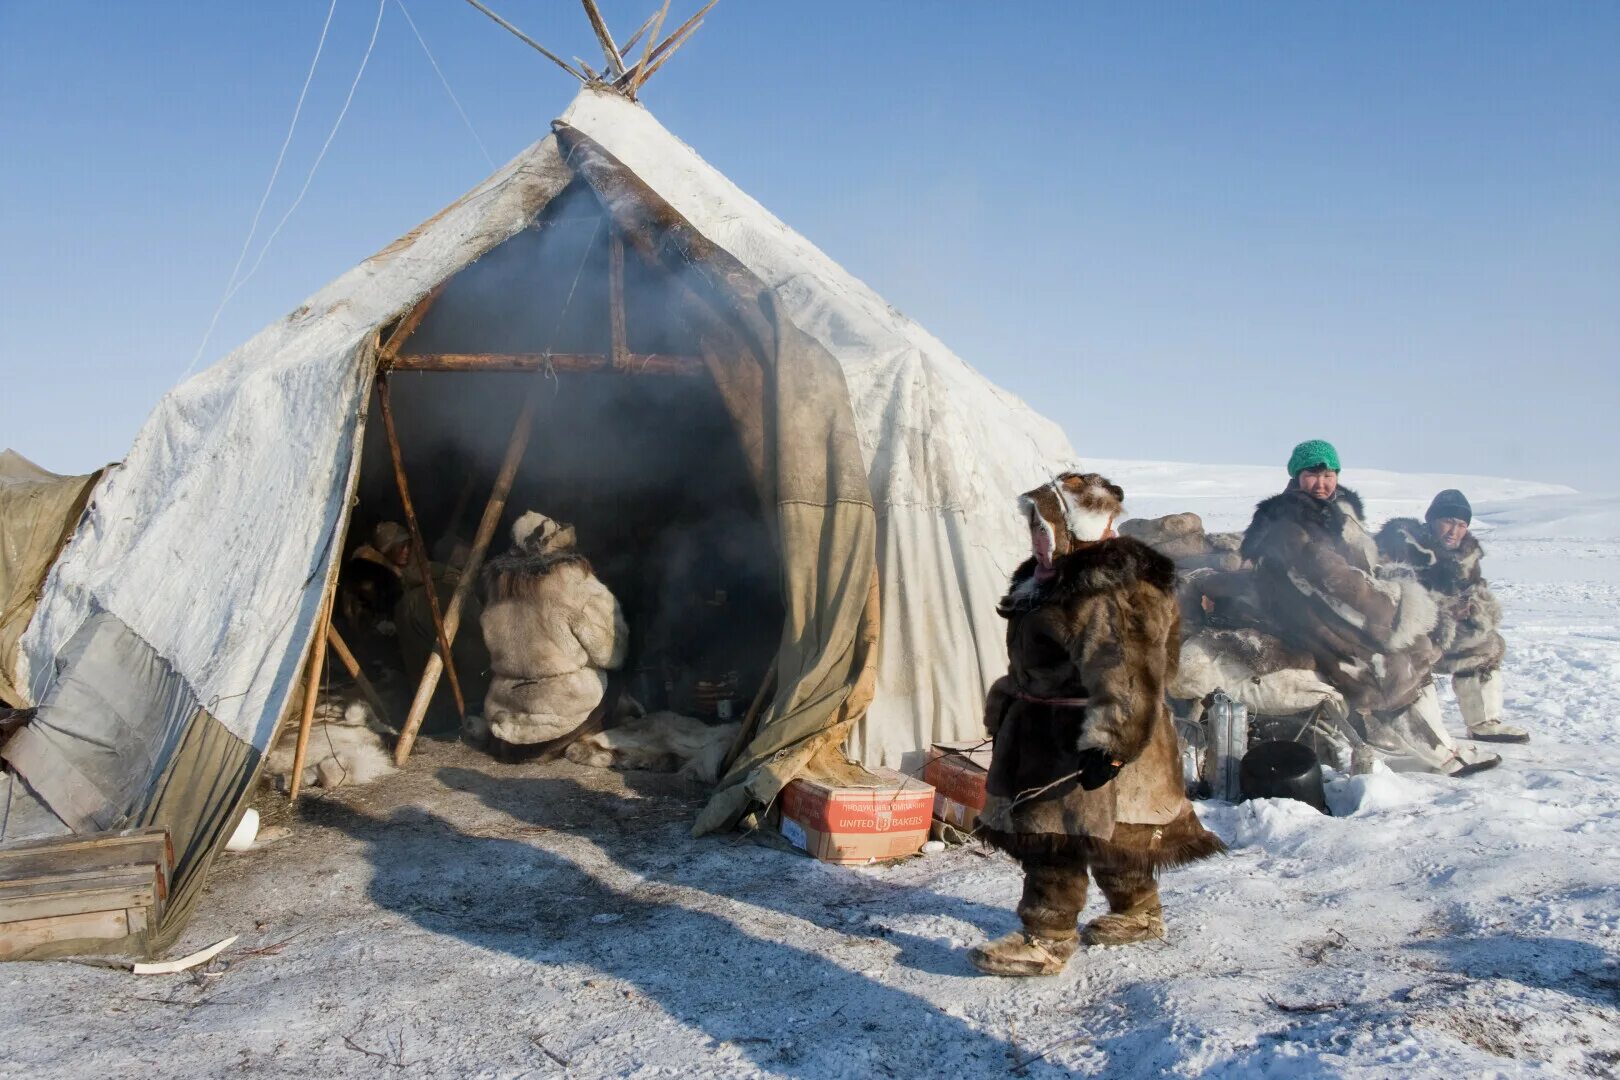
[480,548,594,603]
[998,536,1177,616]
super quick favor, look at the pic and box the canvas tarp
[551,126,881,833]
[0,450,101,708]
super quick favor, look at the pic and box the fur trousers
[1453,670,1505,733]
[1017,853,1160,940]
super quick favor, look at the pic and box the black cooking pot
[1239,739,1330,814]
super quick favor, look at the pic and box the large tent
[3,82,1076,948]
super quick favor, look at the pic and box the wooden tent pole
[579,0,626,77]
[324,622,390,729]
[394,388,541,764]
[288,587,335,801]
[609,233,629,370]
[376,375,467,721]
[625,0,670,97]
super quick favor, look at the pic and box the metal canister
[1201,690,1249,801]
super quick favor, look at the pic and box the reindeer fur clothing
[980,533,1224,872]
[479,516,627,746]
[1239,484,1442,713]
[1375,518,1506,678]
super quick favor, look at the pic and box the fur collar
[998,536,1176,615]
[1241,484,1366,561]
[481,548,593,602]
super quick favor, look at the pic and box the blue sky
[3,2,1616,490]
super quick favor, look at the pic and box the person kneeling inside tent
[477,512,627,752]
[971,472,1225,978]
[1376,490,1528,744]
[1239,441,1498,776]
[372,521,490,733]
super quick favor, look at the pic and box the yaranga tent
[2,83,1075,949]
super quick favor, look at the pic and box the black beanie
[1425,489,1472,525]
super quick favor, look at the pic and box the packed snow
[2,462,1617,1078]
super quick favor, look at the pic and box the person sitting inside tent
[971,472,1224,978]
[1236,440,1498,777]
[371,521,490,734]
[1376,490,1528,744]
[476,511,627,753]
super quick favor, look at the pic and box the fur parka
[1239,484,1441,712]
[479,542,628,746]
[1375,517,1505,678]
[978,537,1225,870]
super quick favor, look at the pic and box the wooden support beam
[617,0,713,90]
[620,8,661,55]
[394,387,542,764]
[461,0,587,81]
[288,586,335,801]
[609,233,629,370]
[626,0,671,97]
[324,623,391,731]
[380,284,444,362]
[389,352,706,376]
[376,375,467,722]
[580,0,626,77]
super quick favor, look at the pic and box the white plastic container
[1201,690,1249,801]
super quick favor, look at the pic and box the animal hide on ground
[265,699,394,791]
[565,712,741,784]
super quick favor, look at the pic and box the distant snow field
[2,462,1617,1078]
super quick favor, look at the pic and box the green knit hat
[1287,439,1340,477]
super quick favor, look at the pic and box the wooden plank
[377,375,467,720]
[391,352,705,376]
[0,866,160,924]
[0,827,173,900]
[609,234,629,369]
[0,907,130,961]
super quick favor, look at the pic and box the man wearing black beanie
[1376,490,1529,744]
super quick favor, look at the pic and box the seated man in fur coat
[477,512,627,751]
[971,472,1225,978]
[1238,441,1498,776]
[1376,490,1528,744]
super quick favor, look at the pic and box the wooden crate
[0,826,172,961]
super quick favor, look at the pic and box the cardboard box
[778,769,934,864]
[923,743,993,833]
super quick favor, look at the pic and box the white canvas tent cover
[5,88,1076,944]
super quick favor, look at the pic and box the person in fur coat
[477,512,627,750]
[970,472,1225,978]
[1376,490,1528,743]
[1239,441,1498,776]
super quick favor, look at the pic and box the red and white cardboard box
[923,742,993,833]
[777,769,934,864]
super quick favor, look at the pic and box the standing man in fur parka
[971,472,1225,978]
[1376,490,1528,744]
[1239,441,1498,776]
[477,511,627,752]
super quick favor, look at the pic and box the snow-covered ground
[2,464,1617,1078]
